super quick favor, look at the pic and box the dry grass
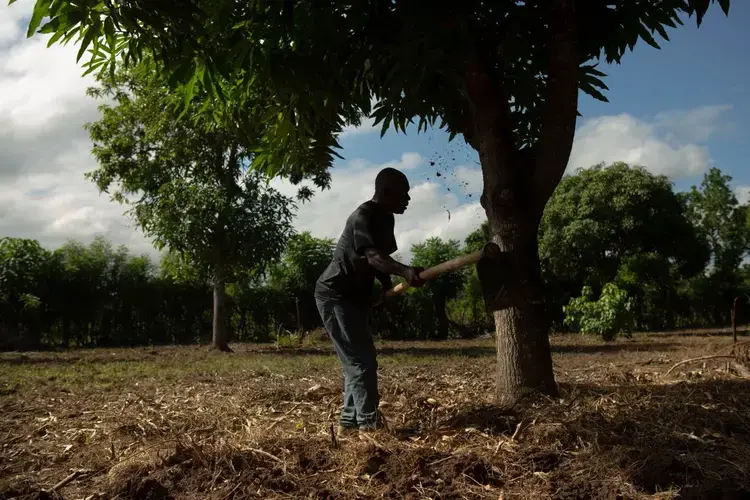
[1,331,749,499]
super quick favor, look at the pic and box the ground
[1,331,749,500]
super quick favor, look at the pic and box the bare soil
[1,331,749,499]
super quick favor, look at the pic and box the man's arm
[364,248,424,287]
[352,208,424,287]
[364,248,409,277]
[374,270,393,290]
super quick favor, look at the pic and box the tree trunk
[62,318,70,349]
[212,260,232,352]
[489,208,557,407]
[458,0,578,408]
[434,295,449,340]
[477,144,558,405]
[465,65,561,408]
[237,309,247,342]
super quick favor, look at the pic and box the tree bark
[62,318,70,348]
[471,117,558,405]
[489,209,557,407]
[212,258,232,352]
[434,295,449,340]
[465,77,549,404]
[459,0,578,408]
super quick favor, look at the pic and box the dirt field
[1,332,749,500]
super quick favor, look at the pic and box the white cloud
[453,165,483,196]
[734,186,750,206]
[653,105,733,143]
[567,105,730,178]
[271,154,485,263]
[0,0,735,266]
[340,115,380,138]
[0,3,155,257]
[0,1,25,46]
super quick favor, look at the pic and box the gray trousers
[315,295,379,428]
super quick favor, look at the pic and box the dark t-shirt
[315,200,397,303]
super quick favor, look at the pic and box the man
[315,167,425,434]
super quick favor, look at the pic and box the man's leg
[316,296,379,428]
[316,296,358,429]
[330,300,380,428]
[341,376,357,429]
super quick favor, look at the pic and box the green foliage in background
[564,283,635,341]
[2,162,749,350]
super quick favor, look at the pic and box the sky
[1,1,749,263]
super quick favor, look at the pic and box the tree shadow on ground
[0,341,687,366]
[550,341,684,354]
[636,328,748,338]
[239,341,682,359]
[440,378,750,499]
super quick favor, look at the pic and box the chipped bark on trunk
[474,118,558,406]
[463,0,578,407]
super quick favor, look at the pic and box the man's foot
[336,424,359,438]
[358,409,388,432]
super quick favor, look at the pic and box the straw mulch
[1,334,749,499]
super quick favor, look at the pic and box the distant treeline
[2,163,749,350]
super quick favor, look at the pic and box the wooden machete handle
[382,250,482,298]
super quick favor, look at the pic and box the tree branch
[464,58,517,160]
[464,56,520,215]
[533,0,579,203]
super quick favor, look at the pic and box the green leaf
[104,17,116,48]
[580,64,607,78]
[77,24,99,63]
[380,114,391,138]
[46,27,66,47]
[637,22,661,49]
[653,22,670,41]
[168,59,195,88]
[27,0,52,38]
[692,0,711,26]
[38,15,60,35]
[81,58,106,77]
[231,38,252,66]
[580,81,609,103]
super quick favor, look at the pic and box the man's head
[373,167,411,214]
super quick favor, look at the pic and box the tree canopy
[539,162,709,291]
[85,60,296,349]
[682,167,749,278]
[15,0,732,402]
[17,0,730,190]
[2,163,749,351]
[539,162,715,330]
[411,237,464,339]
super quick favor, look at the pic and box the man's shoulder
[345,201,375,225]
[349,200,392,222]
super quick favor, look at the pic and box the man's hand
[363,248,426,288]
[404,266,426,287]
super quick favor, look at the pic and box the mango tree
[268,232,335,332]
[411,237,465,339]
[85,63,295,351]
[17,0,732,404]
[0,237,51,349]
[540,162,710,331]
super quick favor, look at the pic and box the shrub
[563,282,635,341]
